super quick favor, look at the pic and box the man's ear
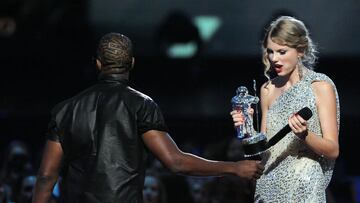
[96,59,102,71]
[129,57,135,70]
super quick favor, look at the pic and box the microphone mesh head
[297,107,313,120]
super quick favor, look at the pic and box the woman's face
[266,37,302,77]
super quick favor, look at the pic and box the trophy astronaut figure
[231,86,267,158]
[231,86,259,139]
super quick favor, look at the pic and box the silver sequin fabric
[255,69,340,203]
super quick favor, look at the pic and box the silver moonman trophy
[231,86,267,158]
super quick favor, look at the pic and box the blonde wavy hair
[262,16,317,80]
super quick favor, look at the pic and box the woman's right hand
[230,108,254,127]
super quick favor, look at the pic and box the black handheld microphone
[265,107,313,148]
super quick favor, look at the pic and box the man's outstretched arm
[32,140,63,203]
[142,130,264,179]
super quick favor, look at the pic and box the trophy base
[242,133,268,158]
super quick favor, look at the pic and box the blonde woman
[231,16,340,202]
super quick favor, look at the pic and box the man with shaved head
[32,33,264,203]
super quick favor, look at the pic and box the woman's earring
[298,56,303,79]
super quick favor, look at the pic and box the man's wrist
[299,130,308,140]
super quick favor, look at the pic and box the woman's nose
[271,53,279,62]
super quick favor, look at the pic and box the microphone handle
[266,125,291,148]
[265,107,312,148]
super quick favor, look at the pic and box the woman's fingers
[289,114,308,135]
[231,107,255,127]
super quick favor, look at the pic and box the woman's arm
[289,81,339,160]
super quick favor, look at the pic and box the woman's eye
[266,49,273,54]
[279,50,287,55]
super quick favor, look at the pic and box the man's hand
[234,160,264,180]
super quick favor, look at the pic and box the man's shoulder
[123,87,163,113]
[125,86,154,102]
[50,96,76,115]
[50,85,97,114]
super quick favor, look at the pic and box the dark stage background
[1,0,360,202]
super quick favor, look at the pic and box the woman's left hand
[288,113,308,140]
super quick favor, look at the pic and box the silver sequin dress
[255,69,340,203]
